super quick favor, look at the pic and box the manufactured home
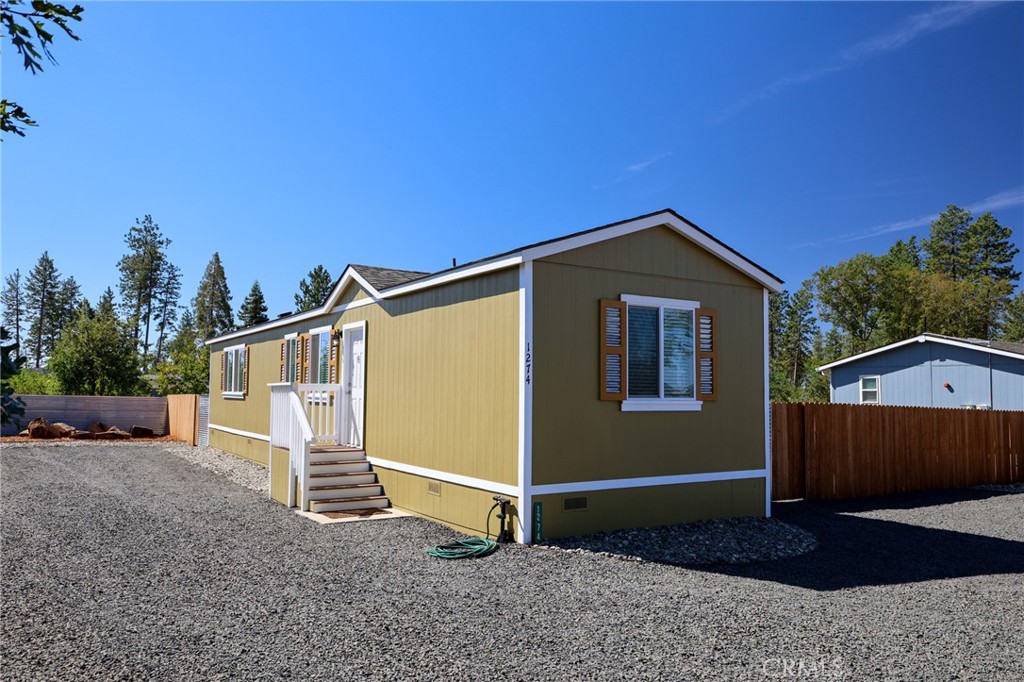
[818,333,1024,410]
[206,209,783,542]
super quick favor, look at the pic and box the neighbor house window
[860,376,880,404]
[599,295,717,411]
[221,344,248,397]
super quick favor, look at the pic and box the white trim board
[208,423,271,442]
[763,288,772,519]
[367,457,519,498]
[532,469,768,496]
[816,334,1024,372]
[517,260,534,544]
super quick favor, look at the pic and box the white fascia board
[206,267,376,346]
[378,256,523,299]
[816,334,1024,372]
[521,212,784,293]
[208,423,271,442]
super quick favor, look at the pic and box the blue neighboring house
[817,333,1024,410]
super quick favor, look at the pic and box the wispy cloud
[624,152,672,175]
[712,2,996,124]
[594,151,673,189]
[796,186,1024,248]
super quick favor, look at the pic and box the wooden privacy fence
[2,395,169,436]
[772,402,1024,501]
[167,394,201,446]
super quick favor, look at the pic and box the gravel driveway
[2,443,1022,680]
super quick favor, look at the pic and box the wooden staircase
[306,444,390,513]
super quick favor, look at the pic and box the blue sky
[3,1,1023,319]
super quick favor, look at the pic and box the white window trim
[620,294,702,412]
[859,375,880,404]
[223,344,246,397]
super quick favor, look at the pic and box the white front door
[342,323,366,448]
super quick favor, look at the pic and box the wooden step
[310,495,390,513]
[309,460,370,474]
[307,483,383,501]
[309,471,377,486]
[309,448,366,463]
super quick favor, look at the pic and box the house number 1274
[525,342,532,385]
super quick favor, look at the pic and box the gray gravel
[3,444,1023,681]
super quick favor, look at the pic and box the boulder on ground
[18,429,29,437]
[28,418,56,439]
[87,420,109,435]
[93,427,131,440]
[70,430,93,440]
[130,425,155,438]
[51,422,77,438]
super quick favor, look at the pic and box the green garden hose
[426,537,499,559]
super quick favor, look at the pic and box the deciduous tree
[49,297,143,396]
[154,309,209,395]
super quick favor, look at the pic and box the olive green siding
[533,478,765,539]
[270,446,289,504]
[532,226,768,485]
[207,271,519,534]
[209,428,270,466]
[337,269,519,485]
[374,467,520,537]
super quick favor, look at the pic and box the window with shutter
[695,309,717,401]
[243,347,250,395]
[599,300,627,400]
[601,294,716,411]
[279,340,287,382]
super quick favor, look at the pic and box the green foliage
[814,253,886,354]
[1,326,26,425]
[923,205,1020,284]
[294,265,333,312]
[24,250,65,367]
[49,300,144,396]
[1000,290,1024,343]
[8,367,59,395]
[769,284,824,403]
[192,252,234,339]
[117,215,179,367]
[0,0,84,137]
[238,280,269,328]
[154,310,210,395]
[1,268,25,348]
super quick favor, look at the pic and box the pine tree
[1,270,25,349]
[294,265,333,312]
[24,251,62,367]
[152,261,182,366]
[117,215,174,364]
[780,282,817,388]
[966,212,1020,283]
[238,280,269,328]
[53,275,81,347]
[193,252,234,339]
[924,205,974,281]
[1000,290,1024,342]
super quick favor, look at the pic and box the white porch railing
[296,383,343,443]
[269,383,316,511]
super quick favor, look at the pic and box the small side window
[860,375,880,404]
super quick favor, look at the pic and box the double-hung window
[221,344,248,398]
[599,295,717,412]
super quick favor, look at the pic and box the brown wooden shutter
[329,332,340,384]
[242,347,250,395]
[297,334,311,383]
[599,299,627,401]
[279,341,287,382]
[696,308,717,401]
[220,351,227,392]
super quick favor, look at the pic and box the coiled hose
[426,537,498,559]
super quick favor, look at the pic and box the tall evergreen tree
[193,252,234,339]
[1000,290,1024,343]
[24,251,62,367]
[966,212,1020,283]
[152,261,182,366]
[238,280,269,328]
[294,265,333,312]
[53,275,81,346]
[780,281,817,388]
[923,205,974,281]
[1,269,25,349]
[117,215,174,364]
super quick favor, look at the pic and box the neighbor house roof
[816,333,1024,372]
[207,208,784,345]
